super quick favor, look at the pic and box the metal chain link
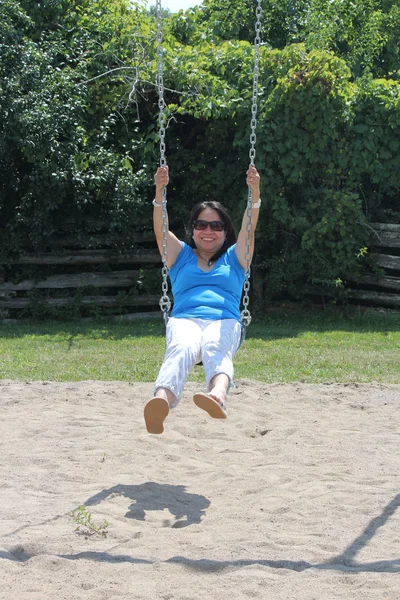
[156,0,171,325]
[155,1,261,329]
[241,0,262,329]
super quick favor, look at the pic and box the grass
[0,309,399,383]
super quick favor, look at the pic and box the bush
[1,0,399,315]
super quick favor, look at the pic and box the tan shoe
[192,393,227,419]
[144,397,170,434]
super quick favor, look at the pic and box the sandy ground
[0,379,399,600]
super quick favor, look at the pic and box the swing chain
[156,0,171,324]
[241,0,262,329]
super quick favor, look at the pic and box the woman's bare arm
[153,166,182,269]
[235,165,261,269]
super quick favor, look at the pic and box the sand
[0,379,399,599]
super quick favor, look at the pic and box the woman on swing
[144,164,261,434]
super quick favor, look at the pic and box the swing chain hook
[241,0,262,330]
[156,0,171,325]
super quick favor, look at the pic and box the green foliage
[1,0,400,316]
[157,41,374,292]
[347,75,400,221]
[304,0,400,79]
[0,0,155,262]
[181,0,309,48]
[182,1,400,79]
[69,505,109,537]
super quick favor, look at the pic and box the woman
[144,164,260,434]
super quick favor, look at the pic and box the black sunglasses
[193,219,225,232]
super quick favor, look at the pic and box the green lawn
[0,310,399,383]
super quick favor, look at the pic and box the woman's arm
[153,166,182,269]
[235,165,261,269]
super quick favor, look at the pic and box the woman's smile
[193,208,226,253]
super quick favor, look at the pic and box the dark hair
[185,201,237,263]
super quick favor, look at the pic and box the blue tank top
[169,242,246,322]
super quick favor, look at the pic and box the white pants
[154,317,242,404]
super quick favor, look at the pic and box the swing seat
[195,322,246,367]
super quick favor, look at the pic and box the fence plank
[52,232,155,247]
[0,270,141,291]
[370,223,400,233]
[2,250,160,265]
[345,290,400,308]
[372,253,400,270]
[356,276,400,291]
[370,231,400,248]
[0,295,160,309]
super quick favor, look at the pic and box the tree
[1,0,399,309]
[0,0,156,259]
[304,0,400,78]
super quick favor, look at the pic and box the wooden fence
[298,223,400,310]
[0,232,164,321]
[1,222,399,320]
[344,223,400,309]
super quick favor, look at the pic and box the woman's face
[192,208,226,255]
